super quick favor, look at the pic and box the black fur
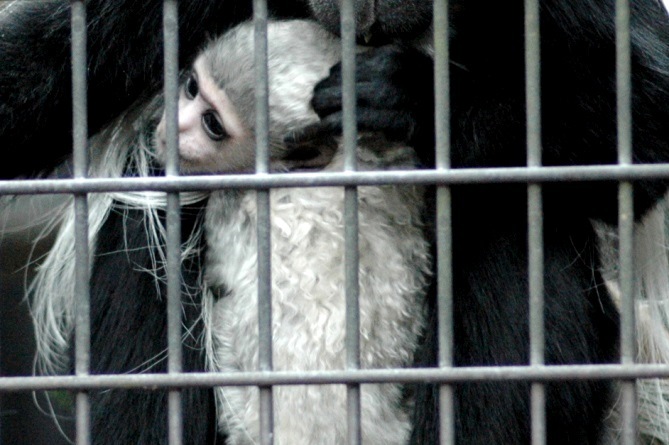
[86,205,219,444]
[0,2,301,444]
[3,0,669,444]
[308,0,669,443]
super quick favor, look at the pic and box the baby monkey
[154,20,337,174]
[156,20,431,445]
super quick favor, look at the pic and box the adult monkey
[306,0,669,443]
[3,1,669,445]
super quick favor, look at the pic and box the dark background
[0,196,72,445]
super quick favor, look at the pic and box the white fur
[205,144,430,445]
[29,94,208,376]
[596,204,669,445]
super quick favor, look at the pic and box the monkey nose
[177,101,204,132]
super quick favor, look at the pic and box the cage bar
[253,1,275,444]
[615,0,638,443]
[3,2,669,445]
[524,0,546,443]
[162,1,185,444]
[433,0,455,444]
[2,363,669,392]
[71,2,91,444]
[338,0,363,443]
[8,163,669,196]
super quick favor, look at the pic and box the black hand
[288,45,435,165]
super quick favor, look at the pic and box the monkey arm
[296,45,435,166]
[304,0,669,222]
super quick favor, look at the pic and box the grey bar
[344,186,361,445]
[8,163,669,195]
[615,0,637,443]
[339,1,362,444]
[619,182,636,445]
[524,0,546,443]
[163,0,181,178]
[167,189,184,445]
[2,363,669,391]
[345,184,361,445]
[253,1,274,444]
[71,1,88,181]
[616,0,633,167]
[340,0,358,172]
[74,197,91,445]
[340,0,361,436]
[528,182,546,445]
[162,1,184,445]
[71,2,91,445]
[433,1,454,444]
[254,0,270,176]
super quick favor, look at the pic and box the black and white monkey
[4,1,669,445]
[157,20,428,444]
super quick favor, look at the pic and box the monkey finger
[355,108,418,141]
[316,46,402,87]
[312,82,417,121]
[324,46,420,81]
[356,45,433,79]
[355,82,417,109]
[283,125,339,170]
[296,109,418,141]
[284,123,333,146]
[311,47,415,112]
[313,49,433,120]
[311,85,344,117]
[280,141,338,171]
[319,62,343,86]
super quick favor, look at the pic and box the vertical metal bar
[524,0,546,444]
[253,1,274,444]
[71,5,89,180]
[615,0,637,443]
[340,0,361,444]
[340,0,358,172]
[162,2,183,445]
[70,1,90,445]
[433,1,454,444]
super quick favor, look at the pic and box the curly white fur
[194,21,431,444]
[596,204,669,445]
[205,145,430,445]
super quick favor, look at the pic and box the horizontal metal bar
[4,364,669,392]
[5,164,669,195]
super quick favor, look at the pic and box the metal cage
[2,0,669,444]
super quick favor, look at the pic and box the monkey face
[154,58,255,174]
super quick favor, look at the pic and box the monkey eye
[202,110,228,141]
[184,73,199,99]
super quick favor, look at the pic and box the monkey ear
[280,127,339,171]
